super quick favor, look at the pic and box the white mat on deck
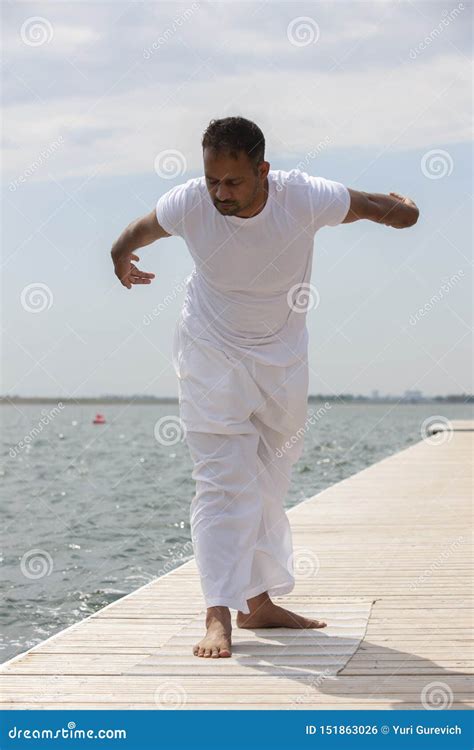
[122,600,373,678]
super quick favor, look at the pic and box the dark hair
[201,116,265,172]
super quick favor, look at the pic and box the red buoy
[93,413,106,424]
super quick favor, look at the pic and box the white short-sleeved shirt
[156,168,350,366]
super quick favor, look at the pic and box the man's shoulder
[270,168,315,192]
[166,175,205,198]
[270,169,320,204]
[158,175,207,216]
[183,175,206,191]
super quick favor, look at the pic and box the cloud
[2,0,472,184]
[2,47,471,185]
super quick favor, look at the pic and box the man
[111,116,419,659]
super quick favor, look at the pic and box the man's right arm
[342,189,419,228]
[110,211,171,290]
[112,210,171,257]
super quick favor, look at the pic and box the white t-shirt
[156,168,350,366]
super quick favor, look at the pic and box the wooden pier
[1,419,472,710]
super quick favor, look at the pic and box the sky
[1,0,472,399]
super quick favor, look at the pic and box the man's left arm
[342,188,419,228]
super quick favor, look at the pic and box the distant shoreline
[1,395,472,405]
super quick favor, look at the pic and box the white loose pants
[172,320,309,614]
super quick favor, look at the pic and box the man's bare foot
[193,606,232,658]
[236,592,327,629]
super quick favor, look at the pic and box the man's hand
[384,192,420,228]
[110,210,171,289]
[111,251,155,290]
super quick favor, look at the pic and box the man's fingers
[390,191,416,207]
[390,191,418,212]
[114,257,154,289]
[130,268,155,279]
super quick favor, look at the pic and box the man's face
[203,147,267,216]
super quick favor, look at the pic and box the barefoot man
[111,116,419,659]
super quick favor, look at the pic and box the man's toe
[211,647,219,658]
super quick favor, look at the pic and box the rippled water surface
[1,401,470,662]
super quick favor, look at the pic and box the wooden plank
[1,420,472,708]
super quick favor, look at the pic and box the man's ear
[259,161,270,180]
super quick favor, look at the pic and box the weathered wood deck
[1,419,472,709]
